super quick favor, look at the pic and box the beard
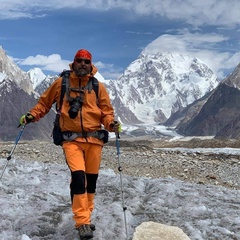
[74,67,90,77]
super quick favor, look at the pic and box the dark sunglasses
[75,58,91,64]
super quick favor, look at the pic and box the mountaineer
[19,49,120,239]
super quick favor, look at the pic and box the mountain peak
[0,46,33,94]
[113,51,218,123]
[28,68,46,89]
[223,63,240,89]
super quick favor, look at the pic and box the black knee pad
[71,170,86,194]
[86,173,98,193]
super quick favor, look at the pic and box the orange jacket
[29,64,115,145]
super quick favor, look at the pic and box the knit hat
[74,49,92,61]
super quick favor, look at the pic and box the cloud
[0,1,47,19]
[1,0,240,27]
[142,32,240,79]
[94,61,113,69]
[15,55,121,79]
[126,31,153,35]
[94,61,122,79]
[99,70,122,80]
[16,54,71,72]
[224,52,240,69]
[146,0,240,27]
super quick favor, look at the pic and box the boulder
[132,221,191,240]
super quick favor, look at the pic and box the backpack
[52,70,99,146]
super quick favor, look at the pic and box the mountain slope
[31,68,106,96]
[0,77,56,141]
[111,52,219,124]
[0,51,56,141]
[0,46,33,94]
[175,63,240,138]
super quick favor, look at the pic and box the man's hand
[19,113,34,125]
[110,121,121,134]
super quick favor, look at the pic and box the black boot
[90,223,96,231]
[77,224,93,239]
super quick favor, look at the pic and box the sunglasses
[75,58,91,64]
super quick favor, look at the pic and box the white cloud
[126,31,153,35]
[16,54,71,72]
[94,61,113,69]
[149,0,240,27]
[142,32,240,79]
[99,70,122,80]
[20,54,62,65]
[94,61,122,80]
[1,0,240,27]
[224,52,240,68]
[15,54,121,79]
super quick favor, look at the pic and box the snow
[95,72,106,83]
[0,146,240,240]
[113,123,182,138]
[28,68,46,89]
[116,51,219,123]
[0,72,6,82]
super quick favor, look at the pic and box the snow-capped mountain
[29,68,106,95]
[0,48,56,141]
[223,63,240,89]
[0,46,33,94]
[110,51,219,124]
[28,68,47,89]
[0,44,222,140]
[0,74,57,141]
[27,68,59,98]
[174,63,240,138]
[19,47,219,126]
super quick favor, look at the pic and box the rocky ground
[0,137,240,190]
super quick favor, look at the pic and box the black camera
[68,96,83,119]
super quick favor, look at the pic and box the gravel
[0,138,239,190]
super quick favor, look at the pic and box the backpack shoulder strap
[85,77,99,102]
[91,77,99,100]
[57,70,71,111]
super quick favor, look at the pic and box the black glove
[19,113,34,125]
[110,121,121,134]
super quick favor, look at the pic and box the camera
[68,96,83,119]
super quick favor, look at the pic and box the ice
[0,154,239,240]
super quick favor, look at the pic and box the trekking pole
[0,124,26,181]
[115,132,129,240]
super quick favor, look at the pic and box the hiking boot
[77,224,93,239]
[90,223,96,231]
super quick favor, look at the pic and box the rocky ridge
[0,138,239,190]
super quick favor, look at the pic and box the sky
[0,0,240,80]
[0,148,239,240]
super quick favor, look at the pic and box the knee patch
[86,173,98,193]
[71,170,86,195]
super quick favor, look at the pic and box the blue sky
[0,0,239,80]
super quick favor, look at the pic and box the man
[20,49,120,239]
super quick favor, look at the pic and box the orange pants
[62,141,102,228]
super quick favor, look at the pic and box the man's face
[73,58,91,76]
